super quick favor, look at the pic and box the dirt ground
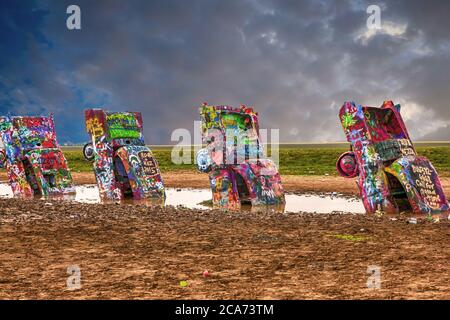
[1,171,449,198]
[0,198,449,299]
[0,171,449,300]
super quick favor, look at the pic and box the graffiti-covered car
[0,115,74,196]
[84,109,165,201]
[337,100,449,215]
[196,103,285,210]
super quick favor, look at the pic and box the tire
[196,148,212,173]
[336,151,359,178]
[83,142,95,162]
[0,149,6,169]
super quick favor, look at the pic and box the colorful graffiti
[0,115,74,197]
[337,100,449,215]
[84,109,165,202]
[197,103,285,211]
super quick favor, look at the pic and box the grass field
[63,143,450,177]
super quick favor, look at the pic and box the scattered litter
[375,210,384,218]
[179,280,188,287]
[203,270,209,277]
[332,234,369,242]
[407,218,417,224]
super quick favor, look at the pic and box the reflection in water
[0,183,366,214]
[285,193,364,214]
[0,183,13,198]
[74,185,100,203]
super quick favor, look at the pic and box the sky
[1,0,450,144]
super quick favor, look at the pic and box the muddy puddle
[0,183,366,214]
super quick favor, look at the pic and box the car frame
[83,109,165,201]
[337,100,449,215]
[196,103,285,211]
[0,115,74,197]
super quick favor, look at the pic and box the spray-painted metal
[84,109,165,201]
[337,100,449,214]
[196,103,285,210]
[0,115,74,196]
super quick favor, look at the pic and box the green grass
[63,150,93,172]
[63,144,450,177]
[278,147,346,175]
[331,234,370,242]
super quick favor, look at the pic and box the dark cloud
[0,0,449,144]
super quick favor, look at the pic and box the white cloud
[259,31,279,45]
[395,99,449,139]
[355,21,408,46]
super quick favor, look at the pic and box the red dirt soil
[0,198,449,299]
[0,171,449,299]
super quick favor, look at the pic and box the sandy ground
[0,198,449,300]
[0,171,449,300]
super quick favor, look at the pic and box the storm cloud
[1,0,449,144]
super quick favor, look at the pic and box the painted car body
[0,115,74,196]
[337,100,449,214]
[84,109,165,201]
[197,103,285,210]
